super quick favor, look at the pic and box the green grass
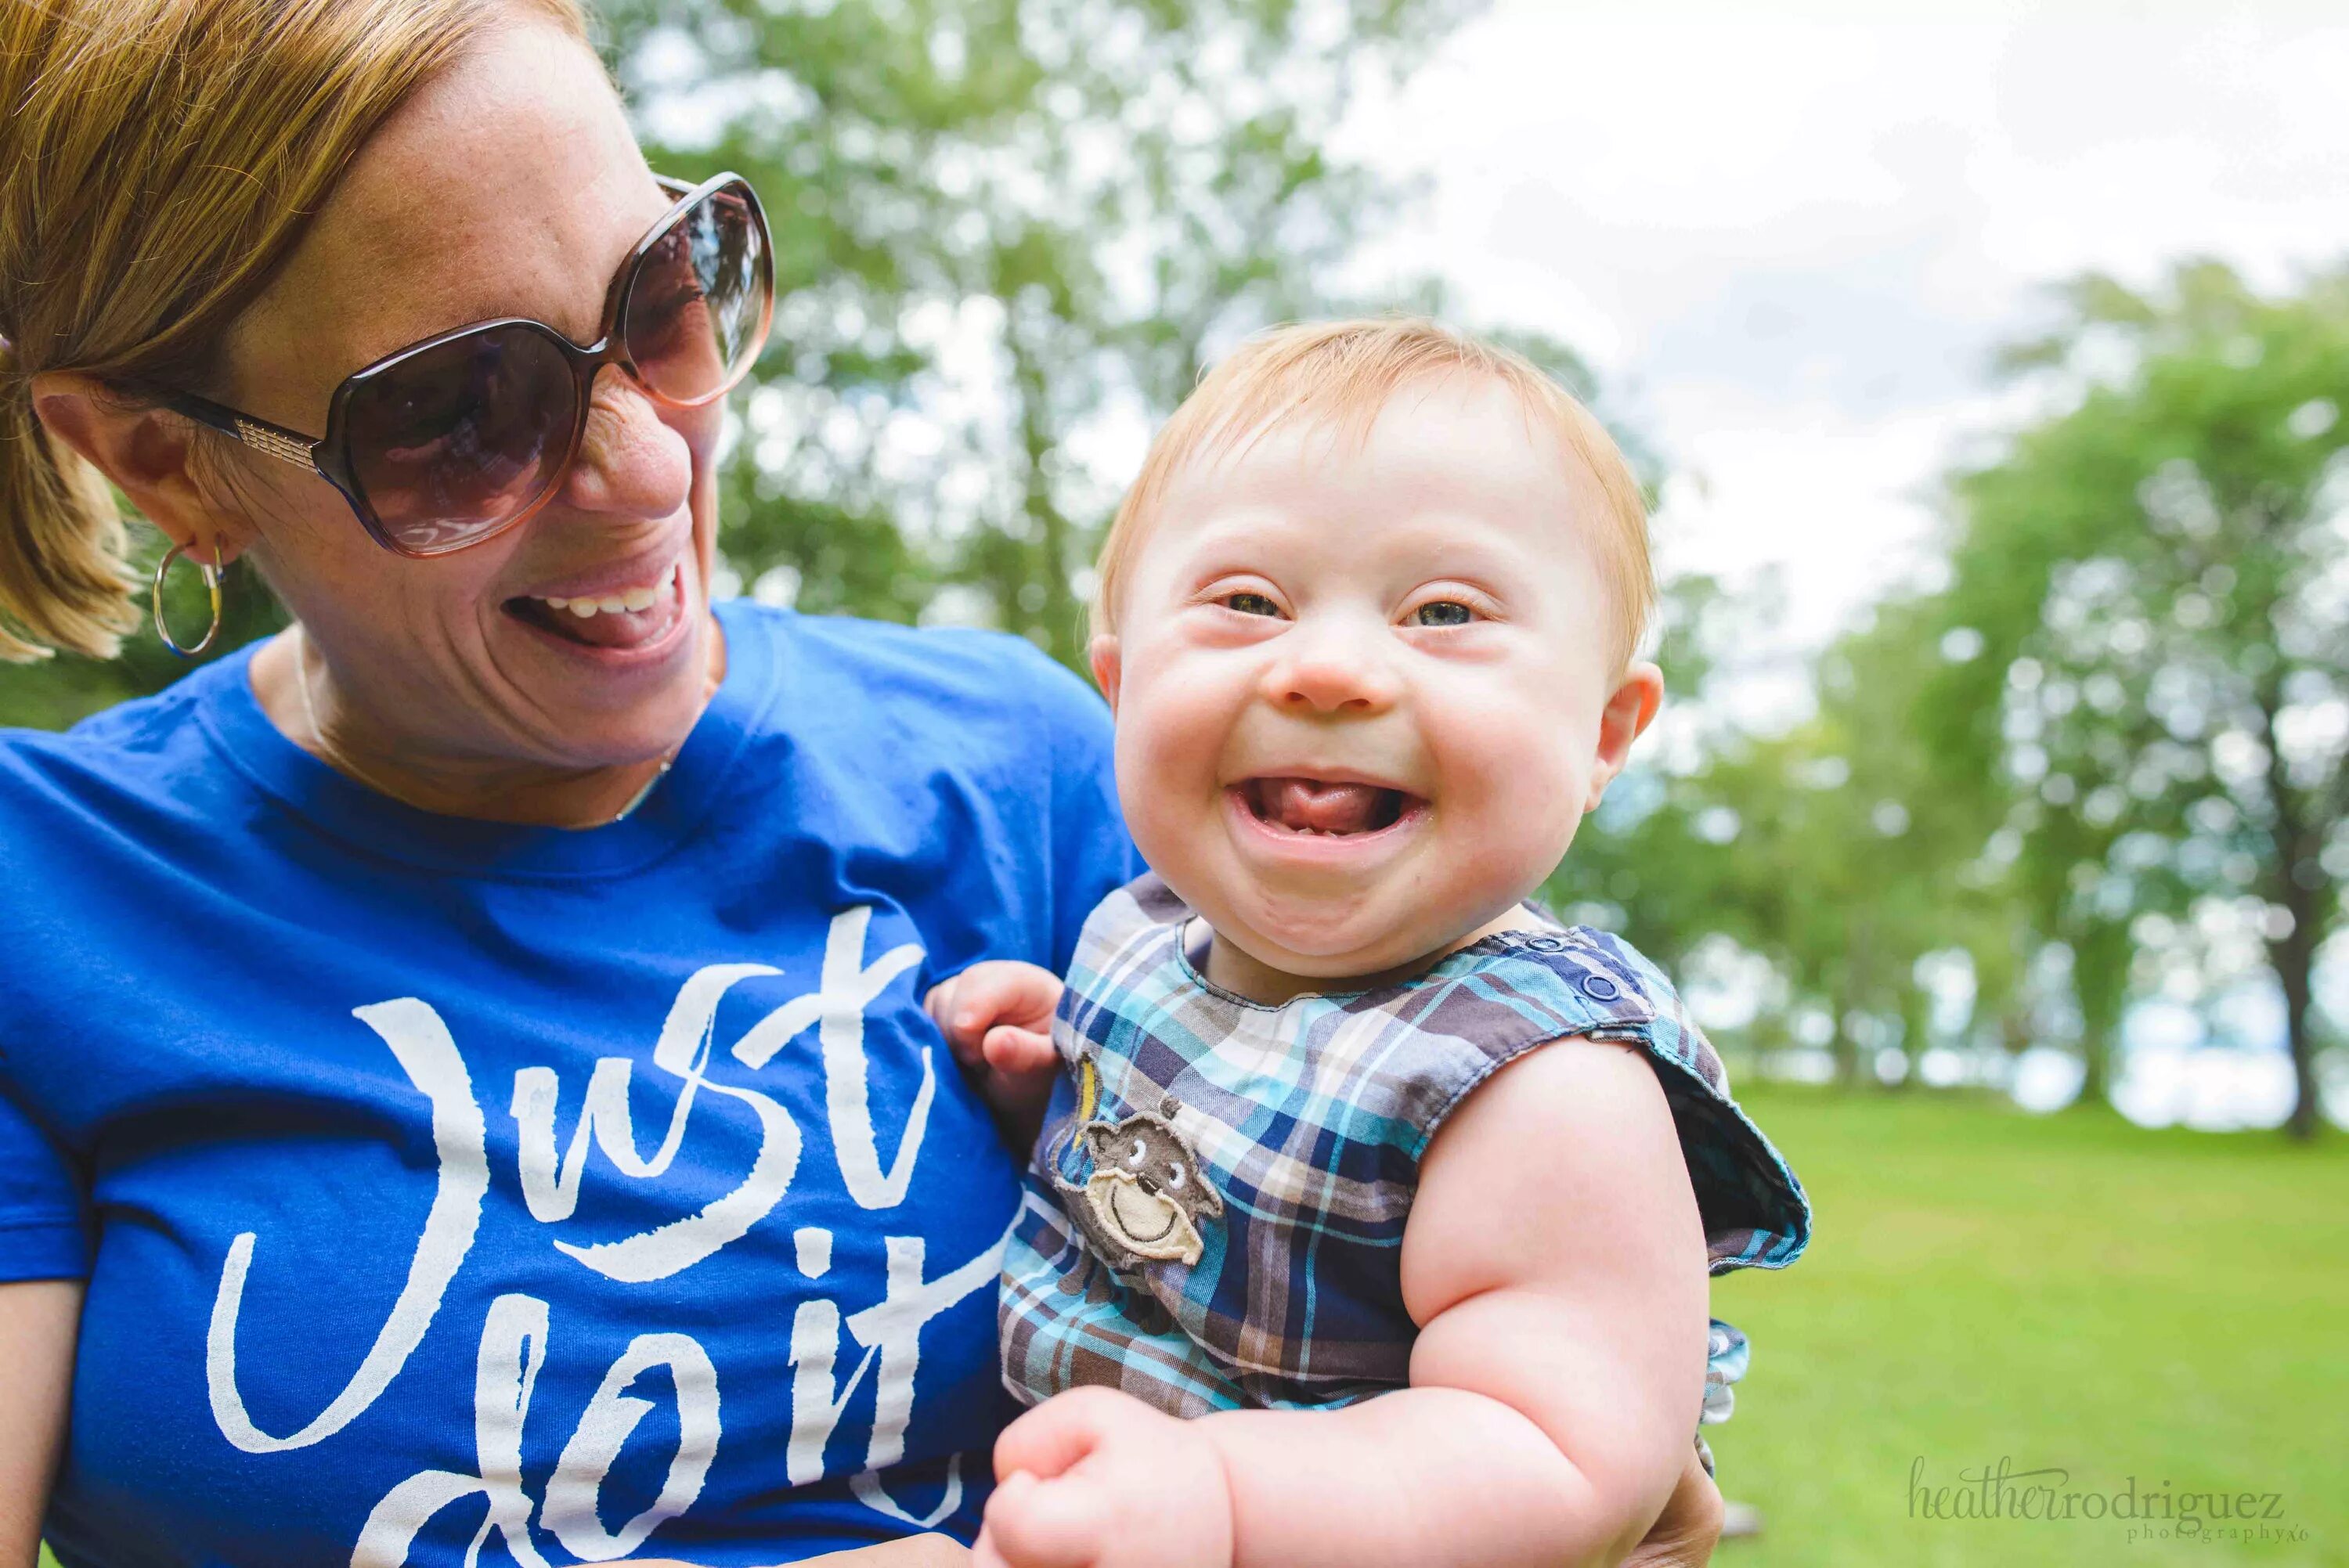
[38,1088,2344,1565]
[1708,1086,2348,1566]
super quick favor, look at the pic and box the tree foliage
[604,0,1484,665]
[1928,261,2349,1136]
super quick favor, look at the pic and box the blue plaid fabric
[1000,873,1811,1419]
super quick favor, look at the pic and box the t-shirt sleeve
[0,1078,90,1282]
[1037,658,1142,976]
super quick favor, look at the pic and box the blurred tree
[1928,261,2349,1138]
[0,0,1499,728]
[0,534,284,734]
[602,0,1485,668]
[1553,574,2008,1090]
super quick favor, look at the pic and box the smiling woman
[0,2,1142,1564]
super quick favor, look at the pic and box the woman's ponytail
[0,0,590,664]
[0,334,140,661]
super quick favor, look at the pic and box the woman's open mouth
[503,562,686,654]
[1233,776,1423,838]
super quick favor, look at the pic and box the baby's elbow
[1521,1404,1694,1568]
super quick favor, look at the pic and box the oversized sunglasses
[164,171,773,557]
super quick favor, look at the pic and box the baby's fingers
[983,1025,1057,1077]
[926,962,1063,1064]
[922,975,983,1064]
[978,1471,1110,1568]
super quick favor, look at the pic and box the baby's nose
[1265,642,1402,715]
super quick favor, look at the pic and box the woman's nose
[1259,620,1403,716]
[557,364,695,521]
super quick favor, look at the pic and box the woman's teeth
[535,568,674,618]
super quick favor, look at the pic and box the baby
[929,319,1810,1568]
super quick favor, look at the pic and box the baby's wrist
[1189,1415,1246,1568]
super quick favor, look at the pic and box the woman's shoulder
[0,657,244,823]
[738,602,1110,762]
[765,605,1093,704]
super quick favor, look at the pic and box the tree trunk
[2271,894,2322,1143]
[2250,658,2331,1141]
[1007,325,1081,668]
[1831,998,1863,1089]
[2067,921,2130,1113]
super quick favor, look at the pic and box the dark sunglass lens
[343,326,577,552]
[624,184,770,404]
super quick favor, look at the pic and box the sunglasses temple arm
[164,392,327,474]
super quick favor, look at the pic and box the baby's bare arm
[1203,1036,1709,1568]
[976,1037,1709,1568]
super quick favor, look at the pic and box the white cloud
[1338,2,2349,657]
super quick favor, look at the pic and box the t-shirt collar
[193,597,779,880]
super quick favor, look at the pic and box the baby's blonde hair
[1093,317,1654,671]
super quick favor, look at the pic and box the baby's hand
[925,961,1064,1144]
[974,1388,1233,1568]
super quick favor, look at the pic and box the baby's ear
[1585,660,1664,813]
[1088,634,1123,717]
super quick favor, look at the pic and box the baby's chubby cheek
[1420,721,1589,909]
[1108,669,1239,871]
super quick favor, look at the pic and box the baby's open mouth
[1238,776,1418,836]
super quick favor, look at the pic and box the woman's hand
[926,961,1065,1145]
[1623,1446,1726,1568]
[975,1388,1232,1568]
[624,1537,972,1566]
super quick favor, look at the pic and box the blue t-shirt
[0,600,1138,1568]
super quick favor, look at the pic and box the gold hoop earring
[152,539,224,658]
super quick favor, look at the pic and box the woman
[0,2,1727,1563]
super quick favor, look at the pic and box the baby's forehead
[1156,378,1611,535]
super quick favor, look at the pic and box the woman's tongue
[1256,777,1394,834]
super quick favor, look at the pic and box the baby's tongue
[1261,777,1384,834]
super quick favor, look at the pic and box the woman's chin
[494,609,717,763]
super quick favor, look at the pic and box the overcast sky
[1339,2,2349,669]
[1333,5,2349,1112]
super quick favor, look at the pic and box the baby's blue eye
[1225,592,1282,618]
[1410,600,1475,627]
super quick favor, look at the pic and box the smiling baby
[939,319,1810,1568]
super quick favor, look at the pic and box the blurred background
[8,2,2344,1562]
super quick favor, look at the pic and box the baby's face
[1095,377,1660,988]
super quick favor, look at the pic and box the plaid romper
[1000,873,1811,1436]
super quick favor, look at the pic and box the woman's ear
[28,372,254,561]
[1088,633,1123,718]
[1583,659,1664,813]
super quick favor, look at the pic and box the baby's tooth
[568,600,598,618]
[622,586,657,612]
[544,597,570,610]
[597,596,627,615]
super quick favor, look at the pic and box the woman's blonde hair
[1095,318,1655,672]
[0,0,588,662]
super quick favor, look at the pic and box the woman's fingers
[792,1537,976,1566]
[1622,1445,1726,1567]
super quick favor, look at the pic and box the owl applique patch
[1054,1056,1225,1269]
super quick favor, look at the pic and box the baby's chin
[1199,885,1510,995]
